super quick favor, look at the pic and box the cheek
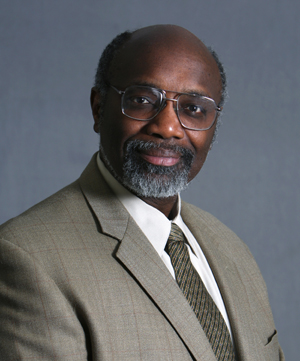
[112,119,145,153]
[187,129,215,181]
[99,111,145,173]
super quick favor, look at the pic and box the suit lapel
[116,217,218,361]
[181,203,261,361]
[79,153,129,240]
[79,155,217,361]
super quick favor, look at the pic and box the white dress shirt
[97,153,233,336]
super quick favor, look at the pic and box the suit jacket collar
[78,154,262,361]
[79,153,129,240]
[181,203,264,361]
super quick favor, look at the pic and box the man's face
[95,29,222,198]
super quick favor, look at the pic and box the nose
[145,99,185,140]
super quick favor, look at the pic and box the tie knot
[167,223,187,245]
[168,223,186,242]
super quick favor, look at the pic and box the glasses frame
[110,84,221,131]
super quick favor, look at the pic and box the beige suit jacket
[0,154,284,360]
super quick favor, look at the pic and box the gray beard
[100,140,194,199]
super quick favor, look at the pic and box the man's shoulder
[0,180,92,246]
[0,154,104,241]
[181,200,239,238]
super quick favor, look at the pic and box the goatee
[101,140,194,199]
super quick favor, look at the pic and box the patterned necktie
[165,223,236,361]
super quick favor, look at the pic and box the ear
[90,87,101,133]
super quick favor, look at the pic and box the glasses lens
[122,86,162,120]
[178,95,217,130]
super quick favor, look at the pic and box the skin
[91,25,222,218]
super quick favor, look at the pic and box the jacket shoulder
[0,180,93,248]
[181,201,259,272]
[181,201,243,243]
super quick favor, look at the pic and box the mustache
[124,139,195,161]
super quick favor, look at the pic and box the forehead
[109,27,222,101]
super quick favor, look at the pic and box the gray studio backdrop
[1,0,299,358]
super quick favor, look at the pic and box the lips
[124,139,194,170]
[138,149,181,166]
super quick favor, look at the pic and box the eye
[131,96,152,105]
[185,104,204,113]
[181,102,207,117]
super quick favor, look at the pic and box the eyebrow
[127,81,209,98]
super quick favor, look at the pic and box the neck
[139,194,179,219]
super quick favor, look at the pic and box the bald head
[110,25,221,92]
[94,25,226,109]
[126,24,209,52]
[127,25,213,57]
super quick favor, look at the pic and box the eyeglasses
[110,84,221,131]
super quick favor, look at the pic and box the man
[0,25,284,360]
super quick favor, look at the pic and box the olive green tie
[165,223,236,361]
